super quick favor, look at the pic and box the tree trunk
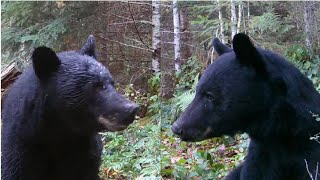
[152,0,161,73]
[231,0,237,40]
[311,2,320,50]
[237,1,242,34]
[217,0,225,44]
[242,2,246,34]
[179,6,192,65]
[247,1,250,35]
[160,32,175,99]
[173,0,181,71]
[303,1,312,49]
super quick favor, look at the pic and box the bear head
[32,35,139,134]
[171,33,307,142]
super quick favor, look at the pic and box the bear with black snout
[172,33,320,179]
[1,35,139,180]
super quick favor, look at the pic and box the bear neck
[247,97,320,149]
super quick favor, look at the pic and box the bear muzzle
[98,103,139,132]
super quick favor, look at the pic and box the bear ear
[80,35,97,59]
[233,33,266,73]
[32,46,61,81]
[212,37,232,56]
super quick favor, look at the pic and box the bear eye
[95,82,106,90]
[205,92,214,101]
[110,80,115,87]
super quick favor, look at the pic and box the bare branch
[127,2,150,49]
[109,20,152,26]
[305,159,315,180]
[316,162,319,180]
[304,159,319,180]
[99,37,153,52]
[127,1,152,7]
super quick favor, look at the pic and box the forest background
[1,1,320,179]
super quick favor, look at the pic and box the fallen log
[1,63,22,98]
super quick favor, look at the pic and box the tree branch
[127,2,150,49]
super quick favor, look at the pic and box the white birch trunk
[237,2,242,34]
[303,1,311,49]
[217,0,225,44]
[243,2,246,34]
[231,0,237,40]
[173,0,181,71]
[247,1,250,35]
[152,0,161,73]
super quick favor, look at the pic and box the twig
[108,20,152,26]
[127,1,150,49]
[315,162,319,180]
[305,159,315,180]
[100,38,153,52]
[127,1,152,7]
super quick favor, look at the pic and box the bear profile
[1,35,138,180]
[172,33,320,179]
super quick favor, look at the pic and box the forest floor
[99,111,249,179]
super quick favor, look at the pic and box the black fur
[172,33,320,179]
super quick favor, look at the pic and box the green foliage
[174,74,198,113]
[148,72,161,96]
[1,1,97,67]
[2,2,67,51]
[174,56,203,115]
[161,131,249,179]
[176,56,204,91]
[147,73,162,118]
[285,44,312,62]
[286,44,320,91]
[249,12,294,53]
[250,12,293,35]
[189,2,221,45]
[100,121,160,179]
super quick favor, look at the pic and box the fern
[100,122,160,178]
[174,73,199,113]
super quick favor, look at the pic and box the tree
[303,1,312,49]
[230,0,237,40]
[172,0,181,71]
[217,0,225,43]
[179,4,192,65]
[237,1,243,33]
[152,0,161,73]
[246,1,250,34]
[159,1,176,99]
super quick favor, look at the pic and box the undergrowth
[99,118,160,179]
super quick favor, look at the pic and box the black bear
[1,35,139,180]
[172,33,320,179]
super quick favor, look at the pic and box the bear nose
[171,123,183,136]
[125,103,139,116]
[131,104,139,115]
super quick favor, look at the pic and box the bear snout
[124,102,139,117]
[171,122,183,136]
